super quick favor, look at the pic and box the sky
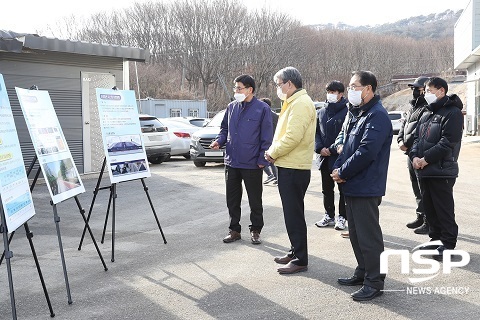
[0,0,471,35]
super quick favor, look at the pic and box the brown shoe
[223,230,241,243]
[274,254,294,264]
[277,261,308,274]
[341,231,349,238]
[250,230,261,244]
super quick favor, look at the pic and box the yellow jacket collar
[281,88,307,113]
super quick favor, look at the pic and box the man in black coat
[314,81,348,230]
[397,76,429,234]
[410,77,464,260]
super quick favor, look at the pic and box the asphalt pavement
[1,136,480,319]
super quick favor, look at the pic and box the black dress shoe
[432,245,445,261]
[414,222,429,234]
[412,240,443,252]
[337,275,364,286]
[406,214,423,229]
[351,285,383,301]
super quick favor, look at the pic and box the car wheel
[149,155,168,164]
[183,154,191,159]
[164,154,171,161]
[194,161,206,167]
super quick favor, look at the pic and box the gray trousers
[345,196,385,290]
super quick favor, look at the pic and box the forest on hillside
[311,10,462,40]
[52,0,457,110]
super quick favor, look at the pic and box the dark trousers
[345,196,385,290]
[419,177,458,249]
[277,167,311,266]
[225,166,264,233]
[407,157,424,214]
[320,160,346,218]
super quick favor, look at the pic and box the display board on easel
[1,75,56,319]
[0,75,36,233]
[15,87,85,204]
[96,88,151,184]
[77,88,165,262]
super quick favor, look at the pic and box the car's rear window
[207,111,225,127]
[388,113,402,120]
[189,119,206,127]
[140,117,167,132]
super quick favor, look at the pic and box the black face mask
[412,88,423,100]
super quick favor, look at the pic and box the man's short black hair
[352,70,377,92]
[326,81,345,93]
[234,74,256,93]
[425,77,448,94]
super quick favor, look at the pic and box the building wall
[454,0,475,68]
[455,0,480,135]
[138,99,208,118]
[465,69,477,134]
[0,50,125,173]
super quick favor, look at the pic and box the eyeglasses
[274,82,286,88]
[347,84,364,91]
[425,88,440,94]
[233,86,249,91]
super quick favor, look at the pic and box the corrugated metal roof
[0,30,149,62]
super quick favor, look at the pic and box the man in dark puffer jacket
[410,77,463,261]
[397,76,429,234]
[314,81,348,230]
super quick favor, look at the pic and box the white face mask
[347,88,364,106]
[326,93,338,103]
[234,93,246,103]
[277,87,287,101]
[424,92,437,105]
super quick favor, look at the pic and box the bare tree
[56,0,456,110]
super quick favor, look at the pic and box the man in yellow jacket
[265,66,316,274]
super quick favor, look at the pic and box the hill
[310,10,462,39]
[382,82,467,112]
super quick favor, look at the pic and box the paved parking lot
[1,137,479,319]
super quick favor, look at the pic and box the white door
[81,72,116,173]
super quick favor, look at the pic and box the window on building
[170,108,182,117]
[188,108,199,117]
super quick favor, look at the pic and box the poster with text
[96,89,150,184]
[0,75,36,232]
[15,87,85,204]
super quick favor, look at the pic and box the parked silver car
[169,116,207,127]
[189,110,225,167]
[160,118,201,159]
[139,114,171,164]
[388,111,406,135]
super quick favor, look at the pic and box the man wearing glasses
[265,67,316,274]
[331,71,392,301]
[211,74,273,245]
[410,77,463,261]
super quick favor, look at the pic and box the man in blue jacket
[331,71,392,301]
[211,75,273,245]
[314,80,348,230]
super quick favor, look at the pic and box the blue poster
[0,74,36,233]
[96,89,150,183]
[16,87,85,204]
